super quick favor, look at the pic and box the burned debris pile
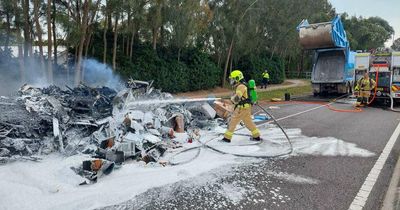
[0,84,117,163]
[0,80,228,184]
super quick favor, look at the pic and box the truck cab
[391,52,400,100]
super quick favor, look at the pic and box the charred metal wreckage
[0,80,225,184]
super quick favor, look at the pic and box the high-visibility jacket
[262,72,270,79]
[231,84,251,108]
[355,78,376,91]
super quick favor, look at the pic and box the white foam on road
[265,171,320,184]
[218,183,247,205]
[0,151,237,210]
[0,124,375,210]
[210,124,375,158]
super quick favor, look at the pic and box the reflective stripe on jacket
[356,78,376,91]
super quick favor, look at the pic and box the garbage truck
[297,15,356,95]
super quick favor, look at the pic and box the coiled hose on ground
[168,103,293,166]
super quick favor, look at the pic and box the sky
[329,0,400,47]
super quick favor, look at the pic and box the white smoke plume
[82,58,124,91]
[0,52,124,95]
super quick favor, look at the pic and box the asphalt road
[103,97,400,210]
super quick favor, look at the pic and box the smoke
[82,59,124,91]
[0,50,56,95]
[0,48,124,96]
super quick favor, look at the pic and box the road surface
[103,97,400,210]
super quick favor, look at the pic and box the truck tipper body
[297,15,355,95]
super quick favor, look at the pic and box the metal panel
[297,15,348,50]
[392,52,400,68]
[355,53,370,70]
[312,50,345,83]
[299,23,335,50]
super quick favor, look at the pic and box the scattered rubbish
[285,93,291,101]
[271,98,283,102]
[72,159,116,185]
[214,101,233,119]
[0,80,226,183]
[174,114,185,133]
[254,114,269,121]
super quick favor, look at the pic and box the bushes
[91,40,286,93]
[117,45,221,93]
[181,49,222,91]
[236,54,285,85]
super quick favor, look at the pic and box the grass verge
[258,84,312,101]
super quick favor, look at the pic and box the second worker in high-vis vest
[261,69,270,89]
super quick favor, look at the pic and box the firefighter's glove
[354,86,360,91]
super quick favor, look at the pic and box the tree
[147,0,163,50]
[23,0,32,59]
[52,0,57,64]
[112,4,119,70]
[75,0,90,85]
[33,0,45,73]
[102,0,109,63]
[0,0,14,50]
[47,0,53,83]
[342,15,394,50]
[165,0,205,61]
[0,0,396,93]
[13,0,25,82]
[392,38,400,51]
[57,0,101,84]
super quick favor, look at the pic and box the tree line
[0,0,395,92]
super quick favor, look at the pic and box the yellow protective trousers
[224,106,260,140]
[356,90,371,106]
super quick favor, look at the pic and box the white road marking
[255,103,329,128]
[349,121,400,210]
[275,104,328,122]
[236,103,329,132]
[253,100,400,209]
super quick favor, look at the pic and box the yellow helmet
[229,70,244,85]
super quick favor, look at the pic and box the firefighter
[261,69,270,89]
[355,72,376,107]
[222,70,261,143]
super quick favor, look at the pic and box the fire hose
[168,102,294,166]
[390,95,400,112]
[367,65,380,105]
[168,92,361,165]
[359,65,400,112]
[274,94,362,113]
[203,104,293,157]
